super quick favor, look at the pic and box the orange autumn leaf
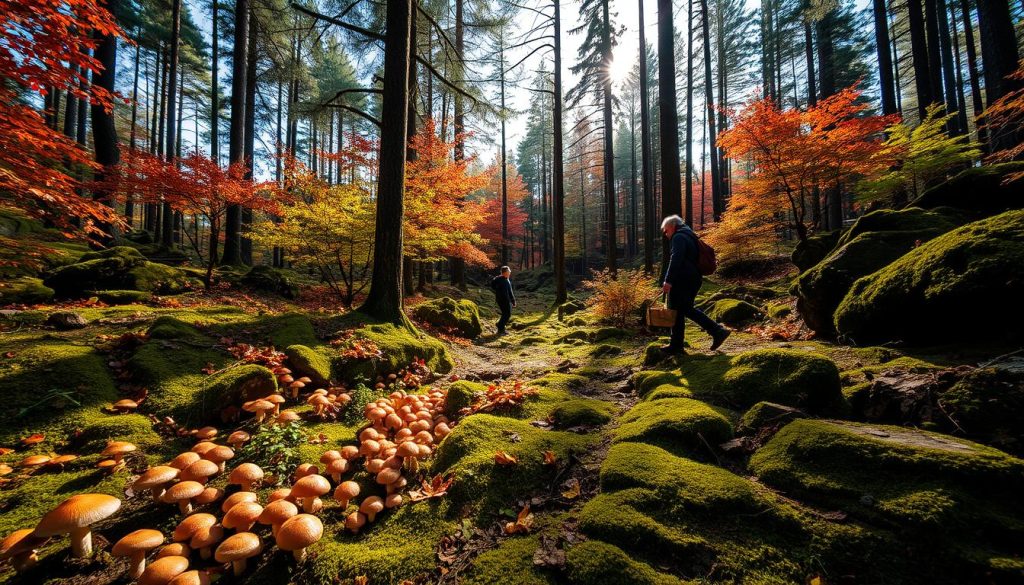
[20,433,44,446]
[503,504,534,535]
[494,450,518,465]
[561,478,581,500]
[0,464,12,476]
[542,450,557,466]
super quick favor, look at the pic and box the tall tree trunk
[552,0,567,305]
[91,0,121,241]
[700,0,722,221]
[241,19,258,265]
[404,7,419,299]
[639,0,655,272]
[958,0,987,148]
[907,0,934,121]
[499,36,509,266]
[211,0,220,163]
[451,0,467,289]
[685,0,694,226]
[162,0,181,250]
[815,13,836,99]
[657,0,682,274]
[129,41,140,150]
[947,0,970,138]
[361,0,412,324]
[923,0,946,117]
[804,22,817,106]
[601,0,617,274]
[872,0,898,115]
[223,0,250,265]
[936,0,960,133]
[976,0,1023,151]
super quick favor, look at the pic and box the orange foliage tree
[713,87,895,252]
[405,119,491,266]
[102,150,276,287]
[981,61,1024,182]
[0,0,124,240]
[475,157,529,263]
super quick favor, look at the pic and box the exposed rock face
[45,311,88,330]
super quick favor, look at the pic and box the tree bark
[162,0,181,249]
[552,0,567,304]
[804,22,816,106]
[601,0,617,274]
[976,0,1022,152]
[936,0,960,133]
[957,0,986,147]
[685,0,694,226]
[872,0,898,115]
[923,0,946,117]
[241,18,258,265]
[639,0,654,273]
[361,0,412,324]
[90,0,120,241]
[907,0,934,121]
[657,0,682,275]
[700,0,722,221]
[211,0,220,163]
[223,0,250,265]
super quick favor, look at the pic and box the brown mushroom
[268,488,293,503]
[319,450,342,465]
[344,511,366,534]
[189,523,224,560]
[359,496,384,523]
[32,493,121,558]
[214,532,262,576]
[44,454,78,471]
[0,529,48,573]
[164,481,205,514]
[221,491,259,514]
[266,394,286,415]
[138,555,189,585]
[258,500,298,539]
[190,441,217,456]
[102,441,137,463]
[168,452,201,470]
[228,463,264,491]
[376,467,401,486]
[385,493,403,509]
[339,445,359,461]
[276,514,322,562]
[172,513,216,543]
[334,481,360,508]
[20,454,51,468]
[242,399,275,423]
[291,463,319,483]
[112,528,164,579]
[326,458,349,483]
[155,542,191,559]
[167,569,211,585]
[96,458,124,475]
[223,501,263,533]
[133,465,180,502]
[277,409,301,424]
[227,431,250,449]
[291,474,330,513]
[194,487,223,506]
[112,399,138,414]
[193,427,218,441]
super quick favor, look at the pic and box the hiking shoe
[709,328,731,351]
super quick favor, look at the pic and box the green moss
[837,207,961,248]
[430,414,594,521]
[147,315,204,340]
[519,335,546,345]
[0,277,55,305]
[43,246,199,297]
[564,540,679,585]
[206,364,278,403]
[737,402,806,435]
[89,289,151,304]
[461,533,556,585]
[940,368,1024,455]
[550,398,615,427]
[632,370,682,397]
[265,313,320,348]
[750,419,1024,536]
[767,302,792,319]
[332,322,454,383]
[74,414,169,453]
[285,344,332,386]
[835,210,1024,344]
[239,265,299,298]
[413,296,483,337]
[791,229,841,272]
[706,298,764,326]
[716,349,842,412]
[445,380,486,416]
[613,398,733,456]
[126,335,231,427]
[912,161,1024,215]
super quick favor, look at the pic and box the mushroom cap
[168,452,201,470]
[222,502,264,530]
[181,459,219,481]
[228,431,250,444]
[291,474,331,499]
[155,542,191,559]
[385,493,403,509]
[318,450,342,464]
[173,513,217,541]
[277,410,301,423]
[214,532,261,563]
[20,455,51,467]
[113,399,138,410]
[47,454,78,466]
[204,446,234,464]
[266,394,286,405]
[165,481,205,503]
[344,511,366,532]
[190,442,217,455]
[276,514,323,552]
[32,494,121,537]
[112,529,165,557]
[221,491,259,514]
[258,500,298,526]
[268,488,292,502]
[376,467,401,485]
[396,441,420,458]
[194,487,223,505]
[167,569,211,585]
[340,446,360,460]
[326,458,348,476]
[229,463,264,485]
[133,465,180,491]
[194,427,218,440]
[334,481,360,501]
[102,441,137,458]
[188,523,224,550]
[359,496,384,517]
[292,463,318,481]
[138,556,189,585]
[0,529,47,559]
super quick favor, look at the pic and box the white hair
[660,215,685,230]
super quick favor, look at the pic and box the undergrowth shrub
[582,268,656,328]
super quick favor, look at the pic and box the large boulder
[0,277,54,305]
[284,344,332,386]
[911,161,1024,216]
[412,296,482,338]
[791,229,841,272]
[705,298,763,326]
[613,397,733,456]
[239,265,299,299]
[834,210,1024,344]
[711,349,842,412]
[43,246,198,297]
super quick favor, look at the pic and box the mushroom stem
[255,411,266,424]
[301,498,316,514]
[129,551,147,579]
[69,526,92,558]
[292,548,306,562]
[232,558,247,576]
[241,481,254,492]
[331,472,341,483]
[151,488,166,503]
[178,500,193,515]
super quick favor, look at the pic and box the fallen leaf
[0,448,13,456]
[0,464,12,476]
[494,450,518,465]
[561,478,581,500]
[542,450,557,466]
[504,504,534,534]
[532,535,566,568]
[20,433,45,446]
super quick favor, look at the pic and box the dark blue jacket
[491,275,516,305]
[662,226,701,288]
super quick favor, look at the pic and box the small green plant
[16,389,81,419]
[237,421,303,485]
[342,380,381,425]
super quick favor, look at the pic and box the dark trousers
[496,301,512,332]
[668,285,720,349]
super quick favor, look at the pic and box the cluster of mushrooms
[1,375,456,582]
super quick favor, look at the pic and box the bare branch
[289,2,384,42]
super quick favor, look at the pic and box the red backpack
[688,231,718,276]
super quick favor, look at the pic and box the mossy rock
[518,335,546,346]
[912,161,1024,216]
[239,265,300,299]
[711,349,842,412]
[89,289,151,305]
[939,368,1024,456]
[332,322,454,383]
[0,277,55,305]
[412,296,483,338]
[44,246,198,297]
[835,210,1024,344]
[750,419,1024,537]
[204,364,278,404]
[284,344,332,386]
[792,229,842,272]
[631,370,681,397]
[461,533,556,585]
[445,380,486,416]
[564,540,679,585]
[147,315,205,340]
[795,210,957,334]
[736,401,807,436]
[706,298,764,326]
[767,301,792,319]
[613,397,733,456]
[127,334,229,426]
[431,414,593,521]
[74,414,167,453]
[550,398,615,427]
[558,299,586,318]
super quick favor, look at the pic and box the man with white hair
[660,215,730,354]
